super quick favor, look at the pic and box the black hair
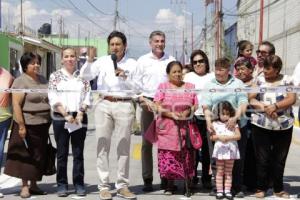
[166,61,183,74]
[260,41,275,55]
[20,52,41,72]
[107,31,127,46]
[237,40,253,58]
[213,101,236,121]
[263,55,282,73]
[190,49,210,73]
[234,57,254,69]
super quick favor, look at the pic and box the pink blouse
[154,82,198,151]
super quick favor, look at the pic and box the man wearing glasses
[254,41,275,78]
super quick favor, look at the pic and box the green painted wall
[0,32,23,70]
[44,37,108,57]
[0,34,9,70]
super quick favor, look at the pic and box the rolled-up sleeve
[80,58,102,81]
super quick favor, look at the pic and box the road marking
[293,126,300,146]
[295,120,299,127]
[132,143,141,160]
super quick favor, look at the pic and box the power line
[85,0,114,16]
[50,0,69,9]
[224,0,281,17]
[121,20,148,39]
[66,0,109,33]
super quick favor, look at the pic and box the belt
[103,96,132,102]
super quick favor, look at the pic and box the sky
[0,0,237,58]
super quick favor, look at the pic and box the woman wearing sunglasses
[183,49,214,189]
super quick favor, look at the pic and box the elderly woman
[235,58,257,194]
[183,50,214,189]
[154,61,198,195]
[203,58,248,197]
[249,55,296,199]
[48,48,90,197]
[4,52,51,198]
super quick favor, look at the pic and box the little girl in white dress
[210,101,241,200]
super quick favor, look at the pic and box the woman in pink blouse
[154,61,198,195]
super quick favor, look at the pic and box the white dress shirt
[137,52,175,98]
[184,71,215,115]
[80,55,140,98]
[48,68,91,112]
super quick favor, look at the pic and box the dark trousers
[194,115,212,184]
[243,133,257,190]
[52,113,87,188]
[141,107,155,183]
[251,124,292,193]
[232,125,248,193]
[0,117,11,169]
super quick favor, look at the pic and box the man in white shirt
[137,30,175,192]
[81,31,139,200]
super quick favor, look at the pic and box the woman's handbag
[144,120,158,144]
[43,135,57,176]
[187,121,202,150]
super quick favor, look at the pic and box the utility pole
[20,0,23,35]
[113,0,119,31]
[182,29,185,65]
[219,0,223,58]
[215,0,223,59]
[58,16,62,46]
[204,3,207,53]
[191,12,194,51]
[78,24,80,47]
[259,0,264,44]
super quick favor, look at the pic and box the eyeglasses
[193,59,205,65]
[256,50,269,56]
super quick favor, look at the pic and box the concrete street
[1,110,300,200]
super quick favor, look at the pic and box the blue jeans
[0,117,12,169]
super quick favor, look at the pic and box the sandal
[255,190,265,198]
[274,191,290,199]
[224,192,233,200]
[216,192,224,199]
[20,186,31,199]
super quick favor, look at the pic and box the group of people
[0,29,299,200]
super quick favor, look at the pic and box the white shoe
[0,192,3,198]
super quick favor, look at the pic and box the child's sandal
[216,192,224,199]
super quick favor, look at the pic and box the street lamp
[182,10,194,64]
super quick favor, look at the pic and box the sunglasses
[193,59,205,65]
[256,50,269,56]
